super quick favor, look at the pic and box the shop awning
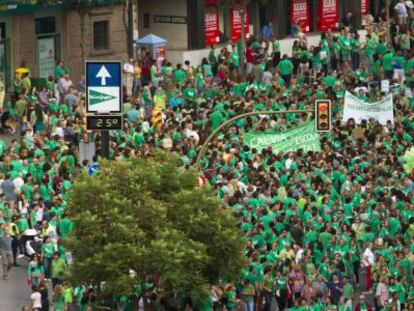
[134,34,167,45]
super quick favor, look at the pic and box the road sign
[86,115,123,131]
[86,61,122,113]
[87,162,100,176]
[315,100,332,133]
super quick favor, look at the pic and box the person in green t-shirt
[339,29,352,64]
[364,34,378,72]
[383,50,394,80]
[41,236,55,280]
[150,60,160,88]
[278,54,294,85]
[393,49,406,84]
[51,252,67,288]
[231,50,240,68]
[173,63,186,87]
[272,36,281,66]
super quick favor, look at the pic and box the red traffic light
[318,103,328,111]
[315,100,331,133]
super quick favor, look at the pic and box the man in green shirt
[339,28,352,64]
[278,54,294,86]
[383,50,394,80]
[21,72,31,91]
[173,64,186,87]
[51,252,67,288]
[15,93,27,133]
[150,60,159,88]
[272,35,281,66]
[342,276,354,310]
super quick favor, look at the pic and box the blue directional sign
[86,61,122,113]
[87,162,100,176]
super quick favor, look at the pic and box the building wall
[63,4,129,81]
[138,0,188,50]
[12,13,36,72]
[8,4,129,83]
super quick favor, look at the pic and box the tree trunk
[79,10,87,74]
[239,0,248,81]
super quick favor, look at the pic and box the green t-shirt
[339,35,352,55]
[278,59,293,75]
[173,69,186,86]
[150,65,158,82]
[383,53,394,71]
[231,51,240,67]
[42,242,55,258]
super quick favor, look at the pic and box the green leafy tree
[64,150,245,309]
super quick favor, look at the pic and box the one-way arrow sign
[86,61,121,113]
[96,65,111,86]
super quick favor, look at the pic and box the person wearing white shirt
[394,0,408,25]
[12,173,24,195]
[123,58,135,97]
[361,243,375,293]
[30,286,42,310]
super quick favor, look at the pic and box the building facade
[138,0,380,65]
[0,1,136,89]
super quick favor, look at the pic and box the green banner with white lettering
[243,122,321,154]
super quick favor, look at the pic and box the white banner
[343,91,394,125]
[38,37,55,79]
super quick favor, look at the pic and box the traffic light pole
[100,130,110,159]
[195,109,314,170]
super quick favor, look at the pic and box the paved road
[0,257,32,310]
[0,132,31,310]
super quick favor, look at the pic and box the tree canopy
[64,150,245,308]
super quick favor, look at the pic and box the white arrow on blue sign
[87,162,100,176]
[96,65,111,86]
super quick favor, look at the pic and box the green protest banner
[243,122,321,154]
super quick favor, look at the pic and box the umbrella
[15,67,30,74]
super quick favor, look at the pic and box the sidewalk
[168,30,367,67]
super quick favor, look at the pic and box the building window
[35,16,56,35]
[93,20,110,51]
[143,13,150,28]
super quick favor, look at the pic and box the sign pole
[100,130,110,159]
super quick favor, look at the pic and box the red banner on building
[361,0,369,15]
[291,0,310,33]
[230,6,250,42]
[205,7,220,45]
[319,0,338,31]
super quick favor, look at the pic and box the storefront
[0,16,12,88]
[0,1,64,88]
[34,13,63,79]
[204,0,251,45]
[0,0,131,86]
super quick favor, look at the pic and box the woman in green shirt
[195,66,204,92]
[225,284,238,311]
[28,254,44,286]
[52,285,65,311]
[41,235,55,280]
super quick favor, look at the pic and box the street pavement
[0,133,33,310]
[0,257,32,310]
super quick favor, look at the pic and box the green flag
[243,122,321,154]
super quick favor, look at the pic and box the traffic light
[315,100,332,133]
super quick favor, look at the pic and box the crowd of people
[1,3,414,311]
